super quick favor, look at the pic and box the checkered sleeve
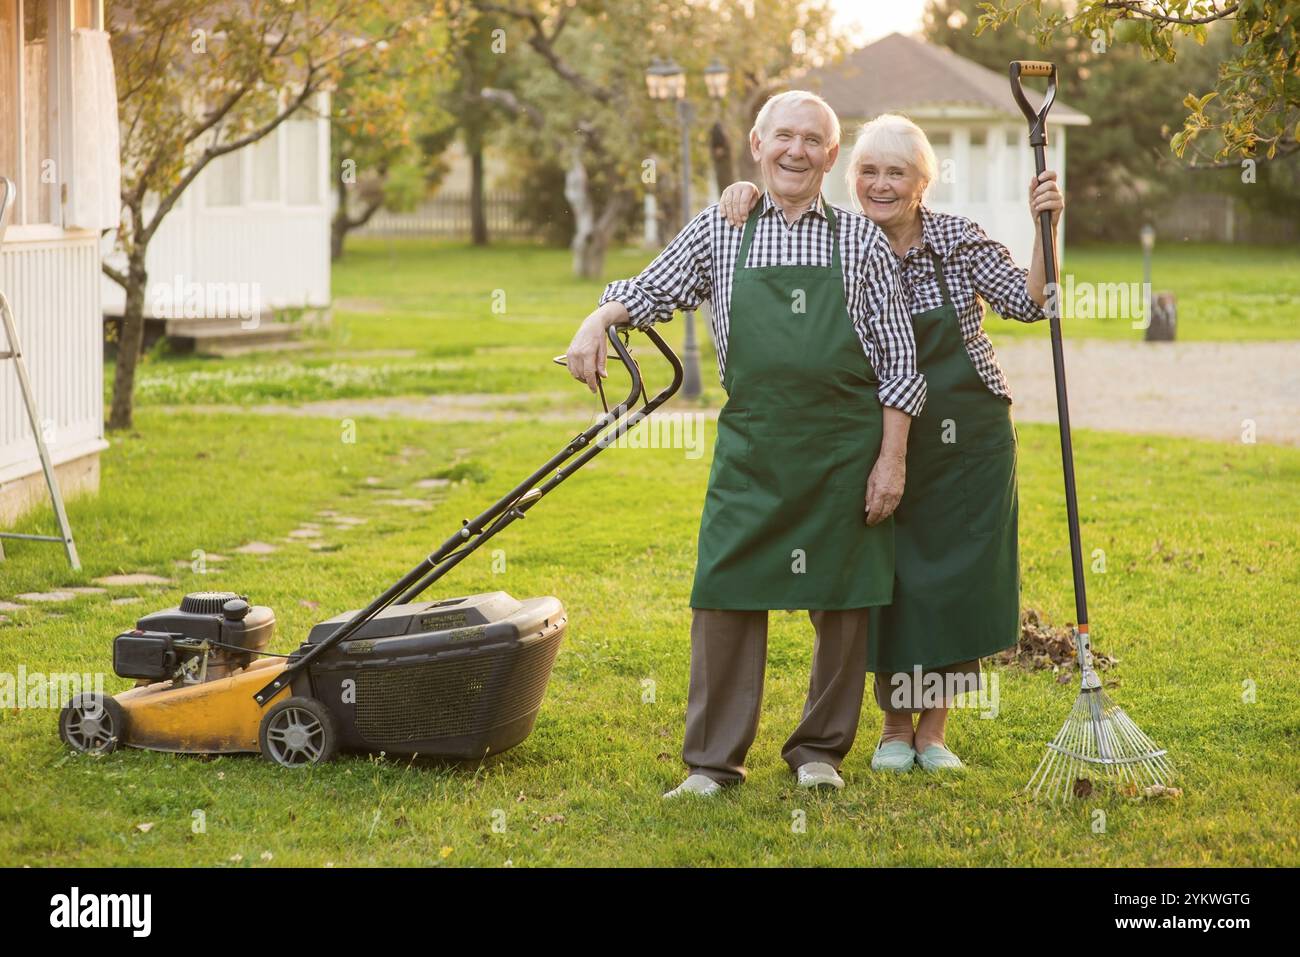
[961,220,1046,324]
[598,207,716,328]
[850,222,926,416]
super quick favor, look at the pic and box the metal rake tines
[1026,688,1174,802]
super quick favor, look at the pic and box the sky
[829,0,928,44]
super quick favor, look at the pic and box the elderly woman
[719,112,1063,772]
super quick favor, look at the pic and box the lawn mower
[59,325,682,767]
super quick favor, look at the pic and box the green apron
[690,202,893,611]
[868,250,1020,672]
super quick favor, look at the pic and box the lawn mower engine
[111,591,275,685]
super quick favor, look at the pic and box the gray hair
[844,113,938,210]
[750,90,841,149]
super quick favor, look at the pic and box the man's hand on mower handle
[567,301,629,393]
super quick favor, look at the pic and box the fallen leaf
[1141,784,1183,799]
[439,846,453,859]
[135,822,154,833]
[1073,778,1094,798]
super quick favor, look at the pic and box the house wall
[0,230,107,490]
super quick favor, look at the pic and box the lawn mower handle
[253,323,683,706]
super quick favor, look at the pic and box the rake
[1009,60,1174,801]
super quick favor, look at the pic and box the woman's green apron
[868,250,1020,673]
[690,202,894,611]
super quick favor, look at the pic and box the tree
[330,12,457,261]
[974,0,1300,164]
[105,0,412,430]
[467,0,843,277]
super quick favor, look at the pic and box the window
[0,1,17,204]
[927,130,953,205]
[285,113,320,206]
[18,0,52,223]
[251,129,280,203]
[205,150,243,207]
[1003,130,1022,201]
[968,130,988,203]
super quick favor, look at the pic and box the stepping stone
[331,516,367,526]
[362,477,385,486]
[308,542,342,552]
[235,542,278,555]
[66,587,108,596]
[316,509,341,518]
[0,601,25,612]
[111,597,143,606]
[414,478,451,490]
[92,574,174,587]
[287,528,323,539]
[298,522,322,530]
[16,591,77,602]
[381,498,430,509]
[0,615,9,624]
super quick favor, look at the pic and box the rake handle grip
[1013,60,1054,77]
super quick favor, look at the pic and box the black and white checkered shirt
[897,207,1047,401]
[600,193,926,416]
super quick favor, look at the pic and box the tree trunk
[565,149,599,278]
[710,121,734,195]
[469,136,487,246]
[108,254,149,431]
[330,173,349,261]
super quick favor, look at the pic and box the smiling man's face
[750,99,839,210]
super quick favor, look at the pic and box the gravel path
[992,339,1300,447]
[177,341,1300,447]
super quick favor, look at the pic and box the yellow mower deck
[115,658,291,753]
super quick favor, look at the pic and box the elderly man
[566,91,925,797]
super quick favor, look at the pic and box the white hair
[750,90,841,149]
[844,113,938,210]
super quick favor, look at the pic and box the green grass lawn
[123,238,1299,409]
[1,406,1297,866]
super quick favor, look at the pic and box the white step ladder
[0,177,81,570]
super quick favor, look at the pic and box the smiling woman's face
[854,153,926,230]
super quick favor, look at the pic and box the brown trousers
[683,607,870,785]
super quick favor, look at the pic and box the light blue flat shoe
[916,743,965,772]
[871,739,916,773]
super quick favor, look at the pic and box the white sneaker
[663,773,723,799]
[796,761,845,790]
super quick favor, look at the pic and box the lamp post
[645,57,730,400]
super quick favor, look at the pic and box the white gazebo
[0,0,118,525]
[806,32,1091,264]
